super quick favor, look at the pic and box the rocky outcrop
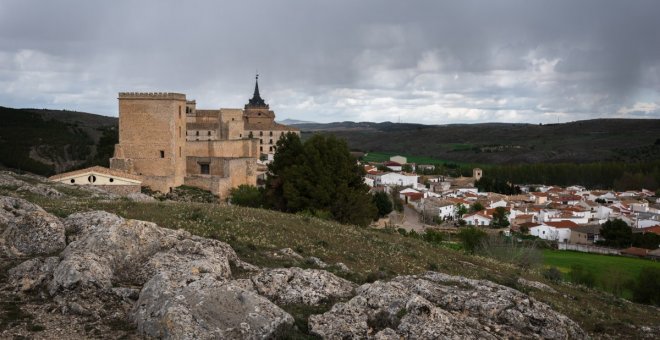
[309,272,587,339]
[1,192,588,339]
[136,275,293,339]
[251,268,356,305]
[0,196,66,257]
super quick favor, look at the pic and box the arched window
[259,131,263,136]
[207,131,211,136]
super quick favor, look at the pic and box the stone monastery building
[50,76,299,198]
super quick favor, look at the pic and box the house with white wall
[464,212,492,226]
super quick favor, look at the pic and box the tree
[491,207,510,228]
[455,204,468,219]
[372,191,393,218]
[470,202,485,213]
[401,164,413,173]
[229,184,263,208]
[599,219,632,248]
[265,133,376,226]
[457,227,487,254]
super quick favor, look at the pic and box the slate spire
[248,73,266,107]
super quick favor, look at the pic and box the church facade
[109,76,299,197]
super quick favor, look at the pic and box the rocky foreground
[0,193,589,339]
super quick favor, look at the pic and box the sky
[1,0,659,124]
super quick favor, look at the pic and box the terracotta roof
[621,247,650,257]
[49,166,142,182]
[403,192,424,201]
[519,222,542,228]
[545,220,580,229]
[640,225,660,235]
[383,161,402,166]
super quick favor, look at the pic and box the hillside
[0,106,117,176]
[299,119,660,164]
[1,171,659,338]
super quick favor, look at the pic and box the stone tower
[473,168,483,181]
[110,92,187,192]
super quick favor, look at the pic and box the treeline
[459,161,660,190]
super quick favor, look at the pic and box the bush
[229,184,264,208]
[422,229,444,245]
[569,264,596,288]
[457,227,487,254]
[542,267,563,282]
[478,236,543,270]
[372,191,393,218]
[631,266,660,306]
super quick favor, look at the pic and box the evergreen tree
[266,133,376,226]
[372,191,393,218]
[599,219,633,248]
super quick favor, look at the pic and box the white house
[437,202,456,220]
[488,199,508,209]
[464,212,492,226]
[377,173,418,187]
[530,224,559,241]
[49,166,142,195]
[390,155,407,164]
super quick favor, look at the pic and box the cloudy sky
[1,0,659,124]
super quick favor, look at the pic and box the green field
[543,250,660,297]
[361,151,471,166]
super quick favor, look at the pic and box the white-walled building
[376,173,419,187]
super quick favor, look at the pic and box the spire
[247,73,267,108]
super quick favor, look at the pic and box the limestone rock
[0,196,66,257]
[8,256,60,292]
[251,267,356,305]
[50,211,191,293]
[134,275,294,339]
[517,277,558,293]
[306,256,329,268]
[17,183,63,198]
[0,171,28,188]
[278,247,304,260]
[126,192,156,202]
[309,272,586,339]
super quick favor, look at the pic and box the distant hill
[277,118,318,125]
[0,106,118,176]
[300,119,660,164]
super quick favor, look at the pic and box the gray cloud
[1,0,659,123]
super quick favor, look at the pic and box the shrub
[542,267,563,282]
[372,191,393,218]
[569,264,596,288]
[422,229,444,245]
[457,227,487,254]
[229,184,264,208]
[631,266,660,306]
[478,236,543,270]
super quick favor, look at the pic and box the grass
[543,249,660,297]
[361,151,472,166]
[2,178,660,338]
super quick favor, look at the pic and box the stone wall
[186,139,258,159]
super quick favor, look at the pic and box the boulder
[134,275,294,339]
[251,267,356,305]
[0,196,66,257]
[8,256,60,292]
[309,272,586,339]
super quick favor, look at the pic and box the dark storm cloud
[0,0,659,123]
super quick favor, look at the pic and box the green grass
[544,250,660,297]
[361,151,471,166]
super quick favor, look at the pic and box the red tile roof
[545,220,580,229]
[621,247,650,257]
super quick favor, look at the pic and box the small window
[160,150,165,158]
[269,146,273,151]
[239,134,242,138]
[88,175,97,183]
[70,179,75,184]
[179,126,181,138]
[232,118,235,121]
[259,131,263,136]
[109,178,114,183]
[200,164,210,175]
[196,131,199,136]
[260,139,263,144]
[179,146,182,157]
[269,139,273,144]
[260,146,263,151]
[179,106,181,118]
[270,131,273,136]
[208,131,211,136]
